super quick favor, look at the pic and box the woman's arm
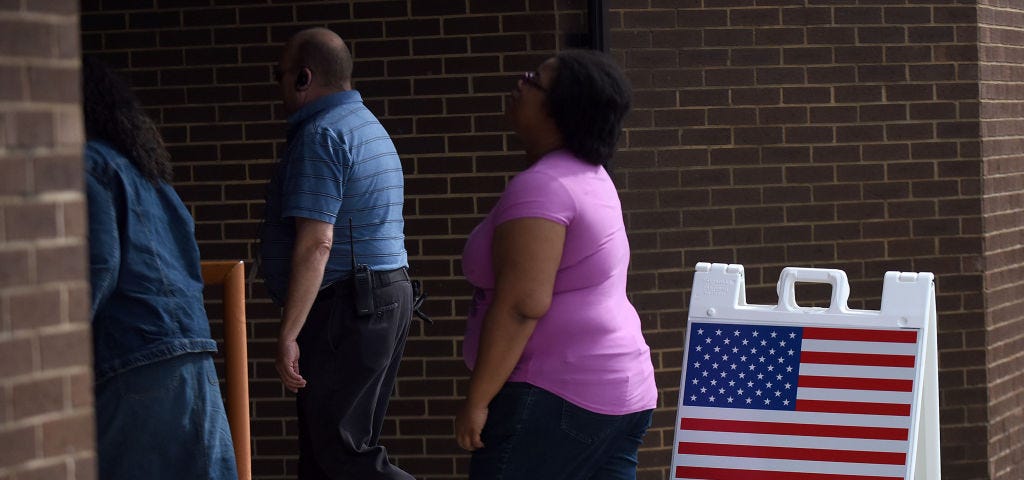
[455,217,566,451]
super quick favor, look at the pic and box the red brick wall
[0,1,94,480]
[979,1,1024,478]
[74,0,1013,479]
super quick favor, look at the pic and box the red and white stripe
[673,327,919,480]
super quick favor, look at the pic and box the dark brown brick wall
[979,1,1024,479]
[80,1,587,479]
[610,1,987,477]
[70,0,1016,479]
[0,1,94,479]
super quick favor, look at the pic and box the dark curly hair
[82,56,172,184]
[547,50,632,171]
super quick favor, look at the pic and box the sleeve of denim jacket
[84,151,121,315]
[280,126,347,224]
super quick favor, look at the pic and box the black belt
[368,267,409,287]
[316,267,409,302]
[314,267,431,324]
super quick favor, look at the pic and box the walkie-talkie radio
[349,218,375,316]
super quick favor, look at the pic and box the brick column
[609,2,987,478]
[979,2,1024,479]
[0,1,94,480]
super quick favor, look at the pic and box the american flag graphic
[673,321,919,480]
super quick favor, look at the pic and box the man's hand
[454,400,488,451]
[276,339,307,393]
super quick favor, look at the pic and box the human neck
[524,135,564,163]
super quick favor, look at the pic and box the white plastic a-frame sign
[671,262,939,480]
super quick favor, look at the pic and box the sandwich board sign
[670,262,940,480]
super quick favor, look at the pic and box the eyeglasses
[521,71,547,93]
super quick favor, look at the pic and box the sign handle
[775,266,851,314]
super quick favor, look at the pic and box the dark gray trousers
[296,268,414,480]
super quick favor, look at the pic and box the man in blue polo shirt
[259,27,414,480]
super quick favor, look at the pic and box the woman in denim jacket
[83,57,237,480]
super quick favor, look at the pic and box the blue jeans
[95,352,238,480]
[470,383,653,480]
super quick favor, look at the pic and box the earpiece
[296,69,310,89]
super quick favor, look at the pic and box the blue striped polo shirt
[259,90,407,305]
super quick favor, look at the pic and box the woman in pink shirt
[456,50,658,479]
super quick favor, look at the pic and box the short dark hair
[547,50,632,171]
[82,56,172,184]
[293,28,352,89]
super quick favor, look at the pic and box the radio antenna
[348,218,356,270]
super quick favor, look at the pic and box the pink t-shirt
[462,150,658,415]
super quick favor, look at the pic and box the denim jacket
[85,140,216,383]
